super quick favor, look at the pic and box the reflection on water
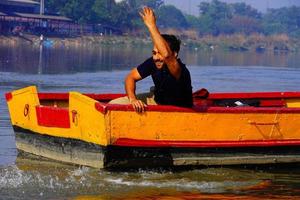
[183,50,300,69]
[0,43,150,74]
[1,43,300,74]
[1,43,300,199]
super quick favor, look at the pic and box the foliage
[231,2,261,19]
[230,16,262,35]
[61,0,97,23]
[44,0,300,37]
[156,5,188,29]
[126,0,163,10]
[197,0,231,35]
[263,6,300,37]
[185,14,199,29]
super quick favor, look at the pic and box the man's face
[152,46,164,69]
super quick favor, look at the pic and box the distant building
[0,0,39,13]
[0,0,121,36]
[0,0,75,35]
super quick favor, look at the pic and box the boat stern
[5,86,40,130]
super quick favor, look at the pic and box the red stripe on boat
[36,106,70,128]
[206,107,300,113]
[106,104,197,113]
[259,99,286,107]
[113,138,300,148]
[5,92,12,102]
[104,104,300,113]
[95,102,107,114]
[38,93,126,102]
[86,93,125,101]
[38,93,69,100]
[208,91,300,99]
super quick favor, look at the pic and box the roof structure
[0,11,7,16]
[13,12,71,21]
[0,0,39,6]
[0,0,71,21]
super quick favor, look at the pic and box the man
[110,7,193,112]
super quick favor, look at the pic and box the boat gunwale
[9,91,300,114]
[208,91,300,99]
[34,91,300,113]
[101,104,300,113]
[36,91,300,100]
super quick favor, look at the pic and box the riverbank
[1,33,299,53]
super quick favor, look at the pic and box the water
[1,43,300,199]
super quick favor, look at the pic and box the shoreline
[1,34,299,53]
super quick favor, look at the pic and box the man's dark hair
[162,34,181,53]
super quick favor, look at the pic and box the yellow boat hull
[6,86,300,168]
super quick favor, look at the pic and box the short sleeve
[137,57,155,79]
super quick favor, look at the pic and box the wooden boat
[5,86,300,169]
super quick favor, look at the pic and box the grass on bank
[1,31,299,52]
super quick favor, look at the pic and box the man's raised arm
[139,7,181,80]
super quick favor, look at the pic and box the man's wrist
[146,23,157,30]
[128,97,137,103]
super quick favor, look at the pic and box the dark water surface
[1,43,300,199]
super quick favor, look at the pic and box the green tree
[113,1,137,31]
[199,0,232,20]
[92,0,118,24]
[126,0,163,10]
[117,0,164,31]
[230,16,262,34]
[156,5,188,29]
[198,0,232,35]
[46,0,98,23]
[229,2,262,34]
[262,6,300,36]
[185,14,200,29]
[45,0,67,14]
[231,2,261,19]
[45,0,165,31]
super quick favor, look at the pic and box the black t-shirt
[137,57,193,107]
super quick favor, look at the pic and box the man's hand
[129,98,147,113]
[139,7,156,29]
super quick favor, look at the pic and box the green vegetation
[46,0,163,31]
[45,0,300,38]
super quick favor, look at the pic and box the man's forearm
[125,76,137,102]
[147,25,172,58]
[125,70,146,112]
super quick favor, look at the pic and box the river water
[1,43,300,199]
